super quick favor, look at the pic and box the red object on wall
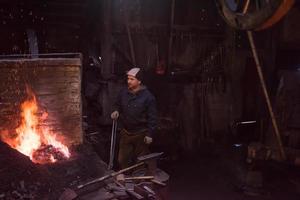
[155,60,166,75]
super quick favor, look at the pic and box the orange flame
[0,87,70,164]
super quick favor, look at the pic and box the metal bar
[242,0,251,14]
[237,120,257,125]
[108,121,115,169]
[77,162,144,189]
[167,0,175,73]
[124,176,154,181]
[114,180,144,199]
[123,2,136,66]
[246,31,286,160]
[126,24,136,66]
[108,120,117,169]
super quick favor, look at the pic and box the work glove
[144,136,153,144]
[111,111,119,120]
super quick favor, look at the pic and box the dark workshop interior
[0,0,300,199]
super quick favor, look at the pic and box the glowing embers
[0,86,70,164]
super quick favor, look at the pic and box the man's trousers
[118,129,150,169]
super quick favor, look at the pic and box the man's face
[127,75,141,90]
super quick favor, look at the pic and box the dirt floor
[1,137,299,200]
[164,143,300,200]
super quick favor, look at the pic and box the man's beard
[128,84,134,90]
[128,84,139,91]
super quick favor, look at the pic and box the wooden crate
[0,55,83,146]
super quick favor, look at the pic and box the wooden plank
[0,58,81,67]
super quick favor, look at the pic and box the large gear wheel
[216,0,295,31]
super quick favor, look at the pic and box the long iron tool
[108,119,118,169]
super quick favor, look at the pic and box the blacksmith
[111,67,158,169]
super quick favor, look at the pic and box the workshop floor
[164,143,300,200]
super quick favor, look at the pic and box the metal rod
[242,0,251,14]
[124,176,154,181]
[246,31,286,160]
[167,0,175,73]
[126,23,136,66]
[108,120,117,169]
[237,120,257,125]
[123,4,136,66]
[78,162,144,189]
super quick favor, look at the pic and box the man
[111,67,158,169]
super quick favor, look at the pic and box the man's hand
[144,136,153,144]
[111,111,119,120]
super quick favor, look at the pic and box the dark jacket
[113,86,157,137]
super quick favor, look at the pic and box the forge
[0,54,83,164]
[0,54,108,199]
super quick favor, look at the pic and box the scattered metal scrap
[59,152,169,200]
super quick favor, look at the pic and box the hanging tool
[108,119,118,170]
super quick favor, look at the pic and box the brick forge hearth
[0,54,83,148]
[0,54,108,199]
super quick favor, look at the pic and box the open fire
[0,86,70,164]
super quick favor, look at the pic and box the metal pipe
[242,0,251,14]
[237,120,256,125]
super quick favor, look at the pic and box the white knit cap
[127,68,140,77]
